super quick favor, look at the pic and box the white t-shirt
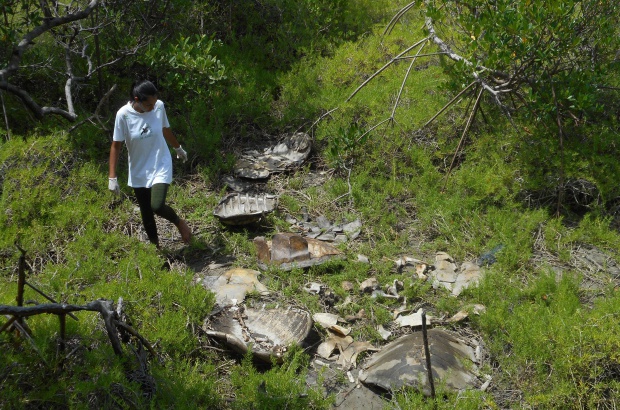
[113,100,173,188]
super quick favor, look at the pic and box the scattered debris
[385,279,404,297]
[376,325,392,340]
[234,132,312,179]
[371,290,400,300]
[287,215,362,244]
[395,308,434,328]
[477,244,504,266]
[452,262,483,297]
[254,233,343,271]
[357,254,370,264]
[213,192,277,225]
[446,304,486,323]
[313,312,351,337]
[344,309,366,323]
[206,268,270,307]
[313,312,342,328]
[337,340,378,371]
[303,282,324,295]
[317,334,344,359]
[341,281,355,292]
[430,252,483,296]
[221,175,258,193]
[360,277,379,293]
[358,329,481,396]
[204,306,312,363]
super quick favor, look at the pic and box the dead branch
[68,84,118,133]
[443,85,484,189]
[0,0,101,121]
[0,300,154,358]
[384,1,417,36]
[391,42,427,119]
[346,37,429,102]
[421,80,477,128]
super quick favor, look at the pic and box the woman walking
[108,80,191,247]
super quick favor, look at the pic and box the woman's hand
[174,145,188,163]
[108,177,120,194]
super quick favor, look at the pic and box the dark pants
[133,183,180,246]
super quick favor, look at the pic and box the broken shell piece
[213,192,277,225]
[446,304,487,323]
[317,336,341,359]
[451,262,483,297]
[358,329,479,395]
[336,341,378,371]
[329,324,352,337]
[222,175,257,193]
[313,312,342,328]
[317,333,353,360]
[209,268,270,307]
[255,233,343,271]
[313,313,352,336]
[205,306,312,363]
[385,280,404,296]
[394,308,433,328]
[371,290,399,300]
[446,310,469,323]
[480,375,492,392]
[415,264,428,280]
[341,281,355,292]
[376,325,392,340]
[234,132,312,179]
[344,309,366,323]
[303,282,324,295]
[360,277,379,293]
[395,256,425,271]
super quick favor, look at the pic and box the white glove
[108,177,120,195]
[174,145,188,163]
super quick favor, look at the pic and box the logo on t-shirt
[138,124,152,139]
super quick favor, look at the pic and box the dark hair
[130,80,158,102]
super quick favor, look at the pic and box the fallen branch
[0,300,155,358]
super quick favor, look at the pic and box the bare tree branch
[0,0,101,121]
[346,37,429,102]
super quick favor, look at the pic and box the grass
[2,4,620,409]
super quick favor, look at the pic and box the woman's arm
[163,127,187,162]
[163,127,180,148]
[109,141,123,178]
